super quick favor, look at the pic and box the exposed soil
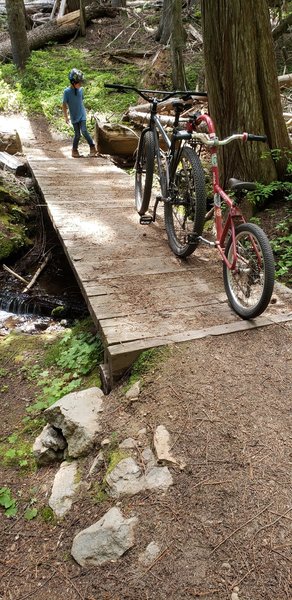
[1,11,292,600]
[0,321,291,600]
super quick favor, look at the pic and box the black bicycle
[105,83,208,258]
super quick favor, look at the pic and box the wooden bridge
[6,115,292,391]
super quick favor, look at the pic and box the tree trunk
[79,0,86,36]
[0,3,117,62]
[201,0,291,187]
[5,0,30,69]
[170,0,186,89]
[156,0,172,44]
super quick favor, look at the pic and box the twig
[189,589,221,597]
[57,567,85,599]
[2,264,29,285]
[271,548,292,563]
[210,501,274,556]
[134,546,170,580]
[254,506,292,537]
[105,19,137,47]
[17,573,55,600]
[231,565,255,588]
[22,252,51,293]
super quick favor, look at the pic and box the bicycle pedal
[140,215,153,225]
[187,233,199,244]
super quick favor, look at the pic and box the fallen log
[0,3,118,62]
[0,151,29,176]
[278,73,292,86]
[94,117,139,157]
[125,94,208,117]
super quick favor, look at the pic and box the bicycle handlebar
[104,82,208,103]
[246,134,267,142]
[191,132,267,147]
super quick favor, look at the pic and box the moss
[39,506,55,523]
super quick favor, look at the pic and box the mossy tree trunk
[201,0,291,187]
[5,0,30,70]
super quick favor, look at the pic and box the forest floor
[0,10,292,600]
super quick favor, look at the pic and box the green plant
[0,433,34,469]
[0,487,18,517]
[0,48,140,129]
[248,181,292,208]
[270,213,292,284]
[39,506,55,523]
[27,319,103,413]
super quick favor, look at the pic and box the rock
[49,461,80,518]
[119,437,137,449]
[44,387,104,457]
[139,541,161,566]
[33,424,67,466]
[144,465,173,491]
[153,425,178,464]
[88,450,104,476]
[106,457,144,497]
[0,128,22,154]
[125,381,141,400]
[106,453,173,497]
[71,506,138,566]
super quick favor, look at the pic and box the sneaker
[72,148,80,158]
[89,145,97,156]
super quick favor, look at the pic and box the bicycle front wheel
[164,146,206,258]
[223,222,275,319]
[135,130,155,216]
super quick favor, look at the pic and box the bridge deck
[12,116,292,389]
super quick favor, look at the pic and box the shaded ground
[0,321,291,600]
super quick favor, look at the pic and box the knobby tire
[164,146,206,258]
[223,222,275,319]
[135,130,155,216]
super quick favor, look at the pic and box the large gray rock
[49,461,80,518]
[45,387,104,457]
[71,507,138,566]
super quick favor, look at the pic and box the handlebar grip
[247,134,267,142]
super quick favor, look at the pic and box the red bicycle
[178,112,275,319]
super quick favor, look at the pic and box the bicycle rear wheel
[164,146,206,258]
[223,222,275,319]
[135,130,155,216]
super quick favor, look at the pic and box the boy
[62,68,97,158]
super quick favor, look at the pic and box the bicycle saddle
[229,178,257,192]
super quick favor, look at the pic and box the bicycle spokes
[223,223,275,319]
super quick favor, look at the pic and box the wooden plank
[99,302,236,345]
[107,313,292,381]
[89,293,221,320]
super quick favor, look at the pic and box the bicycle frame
[194,114,248,270]
[141,100,191,219]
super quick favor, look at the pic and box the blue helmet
[69,68,84,84]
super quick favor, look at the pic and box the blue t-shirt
[63,86,86,123]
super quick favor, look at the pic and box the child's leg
[73,122,81,149]
[80,120,95,147]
